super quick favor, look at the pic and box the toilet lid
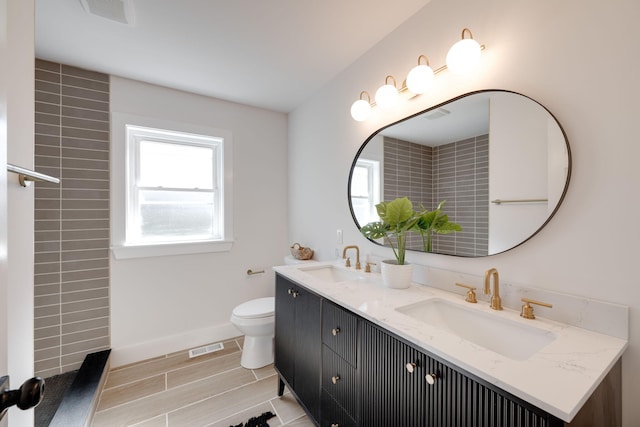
[232,297,275,319]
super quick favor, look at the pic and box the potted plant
[413,201,462,253]
[360,197,420,288]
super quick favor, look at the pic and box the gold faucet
[483,268,502,310]
[342,245,361,270]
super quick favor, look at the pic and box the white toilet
[230,297,275,369]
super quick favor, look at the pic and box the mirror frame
[348,89,572,257]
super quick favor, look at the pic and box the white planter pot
[380,260,413,289]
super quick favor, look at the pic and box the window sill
[111,240,234,259]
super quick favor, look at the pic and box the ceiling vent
[79,0,136,25]
[423,108,451,120]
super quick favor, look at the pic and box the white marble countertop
[273,262,628,422]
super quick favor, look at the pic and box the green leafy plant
[413,201,462,253]
[360,198,463,261]
[360,197,419,265]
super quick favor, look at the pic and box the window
[350,159,381,225]
[125,125,224,246]
[111,114,233,259]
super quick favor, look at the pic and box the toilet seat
[232,297,274,319]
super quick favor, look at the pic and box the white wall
[110,77,288,366]
[2,0,35,425]
[489,92,549,253]
[288,0,640,425]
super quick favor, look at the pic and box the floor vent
[189,342,224,358]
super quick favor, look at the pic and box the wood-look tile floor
[92,337,314,427]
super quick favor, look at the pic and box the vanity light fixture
[350,28,484,121]
[350,91,373,122]
[406,55,435,95]
[445,28,482,75]
[374,75,400,109]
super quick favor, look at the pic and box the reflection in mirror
[349,90,571,257]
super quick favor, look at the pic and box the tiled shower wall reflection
[34,59,110,377]
[384,135,488,257]
[383,137,433,252]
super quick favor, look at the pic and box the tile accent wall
[432,135,489,256]
[384,135,489,257]
[34,59,111,377]
[383,137,433,252]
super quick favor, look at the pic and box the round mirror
[348,90,571,257]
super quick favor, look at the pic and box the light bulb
[351,99,372,121]
[406,64,435,94]
[375,84,399,109]
[446,37,481,75]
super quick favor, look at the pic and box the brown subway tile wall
[432,135,489,256]
[383,135,489,257]
[34,59,110,378]
[383,137,433,252]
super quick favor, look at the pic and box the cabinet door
[274,275,296,387]
[360,321,425,427]
[424,354,563,427]
[293,284,322,421]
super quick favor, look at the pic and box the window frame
[351,158,381,225]
[111,113,233,259]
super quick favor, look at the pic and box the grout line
[100,365,253,413]
[268,399,283,426]
[106,350,243,392]
[156,369,262,418]
[107,343,234,376]
[202,401,269,427]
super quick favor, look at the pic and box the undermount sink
[396,298,556,360]
[299,265,367,283]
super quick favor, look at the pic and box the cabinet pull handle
[425,373,437,385]
[331,375,340,384]
[405,362,417,373]
[332,327,341,336]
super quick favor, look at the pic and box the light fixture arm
[461,27,474,39]
[384,75,397,87]
[359,91,371,103]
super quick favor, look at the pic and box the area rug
[230,411,276,427]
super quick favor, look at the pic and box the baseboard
[111,322,240,368]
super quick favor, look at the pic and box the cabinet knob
[331,327,341,336]
[292,290,299,298]
[405,362,417,373]
[425,373,437,385]
[331,424,340,427]
[287,288,294,295]
[331,375,340,384]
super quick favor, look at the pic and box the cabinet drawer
[321,389,357,427]
[322,301,357,366]
[322,345,358,418]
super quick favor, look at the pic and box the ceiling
[35,0,432,113]
[381,92,490,146]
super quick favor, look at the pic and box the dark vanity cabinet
[274,273,565,427]
[360,321,564,427]
[274,274,321,421]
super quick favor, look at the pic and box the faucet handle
[520,298,553,319]
[455,283,478,303]
[345,257,351,268]
[365,262,376,273]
